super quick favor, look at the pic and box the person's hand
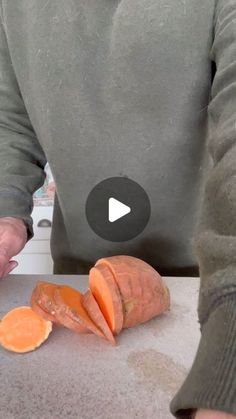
[194,409,236,418]
[0,217,27,278]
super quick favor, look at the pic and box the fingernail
[12,261,18,269]
[8,260,18,272]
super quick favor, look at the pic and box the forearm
[170,1,236,417]
[0,11,47,241]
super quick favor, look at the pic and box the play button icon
[108,198,131,222]
[85,177,151,242]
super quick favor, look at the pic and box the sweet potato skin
[30,281,60,324]
[31,284,58,323]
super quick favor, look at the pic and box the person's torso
[2,0,216,274]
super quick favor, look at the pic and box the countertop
[0,275,201,419]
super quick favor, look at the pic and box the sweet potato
[22,255,171,350]
[95,255,170,328]
[30,281,60,323]
[0,306,52,353]
[31,282,90,333]
[89,264,124,335]
[30,282,59,323]
[53,285,103,337]
[82,290,116,345]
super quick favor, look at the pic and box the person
[0,1,235,418]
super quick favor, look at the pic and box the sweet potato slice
[30,281,60,321]
[82,290,116,345]
[30,283,58,323]
[0,306,52,353]
[96,255,170,328]
[32,282,90,333]
[89,264,124,335]
[31,295,56,323]
[53,285,103,337]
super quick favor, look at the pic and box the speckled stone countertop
[0,275,200,419]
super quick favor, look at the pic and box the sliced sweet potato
[89,264,124,335]
[53,285,103,337]
[53,307,91,335]
[30,283,58,323]
[31,295,56,323]
[31,281,60,319]
[95,255,170,328]
[0,306,52,353]
[82,290,116,345]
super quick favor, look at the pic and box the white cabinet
[13,206,54,274]
[13,254,53,275]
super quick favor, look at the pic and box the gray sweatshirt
[0,0,235,417]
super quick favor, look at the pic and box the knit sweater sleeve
[170,1,236,417]
[0,4,47,240]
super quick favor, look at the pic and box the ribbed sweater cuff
[0,193,34,241]
[170,296,236,418]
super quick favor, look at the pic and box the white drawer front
[31,206,53,240]
[21,240,51,254]
[12,254,53,275]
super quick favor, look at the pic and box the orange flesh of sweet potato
[82,290,116,345]
[95,257,142,328]
[89,264,124,335]
[0,306,52,353]
[53,285,103,336]
[96,255,170,328]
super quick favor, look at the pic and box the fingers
[0,256,18,279]
[3,260,18,277]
